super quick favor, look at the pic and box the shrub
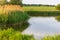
[0,11,29,31]
[0,11,29,24]
[55,16,60,22]
[0,14,8,24]
[0,28,35,40]
[7,11,29,24]
[9,0,22,6]
[0,0,7,5]
[56,4,60,10]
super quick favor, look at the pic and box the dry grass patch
[0,5,23,14]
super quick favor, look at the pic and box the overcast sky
[22,0,60,5]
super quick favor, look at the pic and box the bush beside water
[56,4,60,10]
[55,16,60,22]
[0,11,29,31]
[0,6,34,40]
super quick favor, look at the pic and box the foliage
[0,0,22,6]
[0,11,29,24]
[0,28,35,40]
[9,0,22,6]
[0,14,8,24]
[0,11,29,31]
[42,34,60,40]
[23,4,55,7]
[55,16,60,22]
[26,11,60,16]
[56,4,60,10]
[7,11,29,24]
[0,0,7,5]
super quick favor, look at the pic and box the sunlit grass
[42,34,60,40]
[23,6,59,11]
[0,28,35,40]
[0,5,23,15]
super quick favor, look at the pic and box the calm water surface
[23,17,60,40]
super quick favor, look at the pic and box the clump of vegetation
[6,11,29,31]
[42,34,60,40]
[0,0,22,6]
[7,11,29,24]
[0,11,29,31]
[26,11,60,16]
[0,14,8,24]
[55,16,60,22]
[10,0,22,5]
[0,0,7,5]
[0,28,35,40]
[56,4,60,10]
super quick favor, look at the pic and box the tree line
[23,4,55,7]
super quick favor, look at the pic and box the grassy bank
[23,6,60,16]
[26,11,60,16]
[0,28,35,40]
[23,6,59,11]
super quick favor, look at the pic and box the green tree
[56,4,60,10]
[0,0,7,5]
[10,0,22,6]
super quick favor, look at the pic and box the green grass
[26,11,60,16]
[42,34,60,40]
[0,28,35,40]
[23,6,60,16]
[23,6,59,11]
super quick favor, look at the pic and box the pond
[23,16,60,40]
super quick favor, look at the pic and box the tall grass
[0,28,35,40]
[42,34,60,40]
[0,11,29,31]
[7,11,29,24]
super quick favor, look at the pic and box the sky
[22,0,60,5]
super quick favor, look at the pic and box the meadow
[23,6,59,11]
[23,6,60,16]
[0,5,60,40]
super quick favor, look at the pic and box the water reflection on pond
[23,17,60,39]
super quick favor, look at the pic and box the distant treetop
[0,0,22,6]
